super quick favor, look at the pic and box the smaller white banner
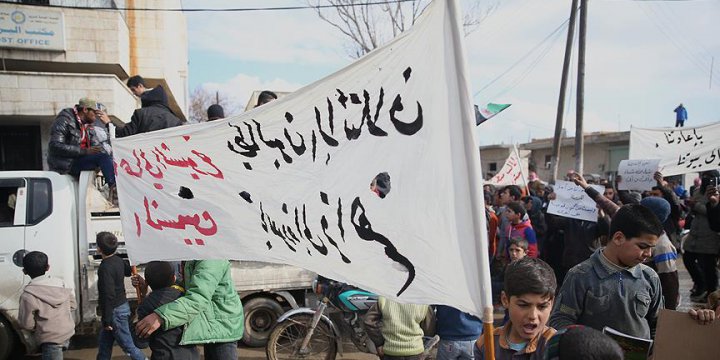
[547,180,604,222]
[617,159,662,191]
[487,148,527,186]
[0,5,65,51]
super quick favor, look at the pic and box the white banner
[547,181,604,222]
[630,122,720,176]
[113,0,489,316]
[486,146,528,186]
[617,159,662,191]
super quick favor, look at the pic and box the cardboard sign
[653,309,720,360]
[617,159,661,191]
[547,180,603,222]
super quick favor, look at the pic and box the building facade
[0,0,188,170]
[479,131,630,182]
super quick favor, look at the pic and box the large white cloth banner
[113,0,489,316]
[630,122,720,176]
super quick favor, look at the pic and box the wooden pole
[575,0,588,175]
[483,306,495,360]
[131,266,143,304]
[550,0,579,184]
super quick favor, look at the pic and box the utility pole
[215,91,220,105]
[575,0,588,175]
[550,0,579,183]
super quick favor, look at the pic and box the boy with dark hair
[134,261,199,360]
[475,258,557,359]
[508,238,529,262]
[127,75,148,97]
[255,90,278,107]
[506,201,538,258]
[550,204,664,340]
[18,251,76,360]
[96,232,147,360]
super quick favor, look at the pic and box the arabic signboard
[547,180,604,222]
[630,122,720,176]
[617,159,662,191]
[0,4,65,51]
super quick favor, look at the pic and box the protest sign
[630,122,720,176]
[486,145,528,186]
[654,309,720,360]
[617,159,662,191]
[547,180,603,222]
[112,0,491,317]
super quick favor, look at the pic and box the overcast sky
[184,0,720,145]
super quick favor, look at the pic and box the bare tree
[188,86,239,123]
[310,0,497,58]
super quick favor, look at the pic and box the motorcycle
[265,276,438,360]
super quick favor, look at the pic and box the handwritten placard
[486,148,527,186]
[630,123,720,176]
[547,180,604,222]
[0,4,65,51]
[617,159,661,191]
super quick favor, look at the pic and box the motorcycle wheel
[266,314,337,360]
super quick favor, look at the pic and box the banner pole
[514,143,530,196]
[447,0,495,357]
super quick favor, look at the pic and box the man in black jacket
[105,85,183,137]
[706,185,720,232]
[47,98,115,187]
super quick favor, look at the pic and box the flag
[475,103,511,125]
[113,0,491,317]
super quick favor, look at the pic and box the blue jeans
[436,339,476,360]
[70,152,115,186]
[41,343,63,360]
[97,302,146,360]
[204,341,238,360]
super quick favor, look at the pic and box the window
[0,178,25,227]
[27,178,52,225]
[489,162,497,172]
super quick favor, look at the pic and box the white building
[0,0,188,170]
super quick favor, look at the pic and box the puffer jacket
[684,193,720,255]
[47,108,97,173]
[18,274,77,345]
[155,260,244,345]
[116,86,183,138]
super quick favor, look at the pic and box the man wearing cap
[206,104,224,121]
[47,98,115,189]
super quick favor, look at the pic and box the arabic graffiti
[115,136,224,189]
[134,196,219,246]
[657,128,704,148]
[677,147,720,170]
[227,67,423,170]
[242,191,416,297]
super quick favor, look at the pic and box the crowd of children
[15,170,720,359]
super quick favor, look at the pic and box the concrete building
[0,0,188,170]
[479,131,630,182]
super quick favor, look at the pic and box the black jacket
[116,86,183,138]
[708,203,720,232]
[97,255,131,327]
[133,287,199,360]
[47,108,97,173]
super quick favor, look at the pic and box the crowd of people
[18,78,720,359]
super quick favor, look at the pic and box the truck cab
[0,171,315,358]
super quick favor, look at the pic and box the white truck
[0,170,315,358]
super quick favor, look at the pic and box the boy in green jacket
[135,260,244,359]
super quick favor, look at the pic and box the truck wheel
[243,297,285,347]
[0,317,16,360]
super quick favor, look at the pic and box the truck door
[0,178,27,306]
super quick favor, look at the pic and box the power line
[0,0,418,12]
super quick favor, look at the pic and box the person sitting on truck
[47,98,116,189]
[96,232,147,360]
[18,251,76,360]
[106,77,183,138]
[132,261,199,360]
[134,260,244,360]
